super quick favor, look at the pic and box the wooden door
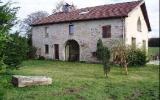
[54,44,59,59]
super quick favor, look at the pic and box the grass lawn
[0,60,159,100]
[148,47,159,57]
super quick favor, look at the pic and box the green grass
[0,60,159,100]
[148,47,159,56]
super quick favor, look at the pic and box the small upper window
[137,17,142,32]
[69,24,74,35]
[45,27,49,38]
[102,25,111,38]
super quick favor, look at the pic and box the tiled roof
[31,1,141,26]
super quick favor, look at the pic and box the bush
[27,46,37,59]
[96,39,111,77]
[3,33,29,69]
[3,41,23,68]
[38,56,45,60]
[127,48,147,66]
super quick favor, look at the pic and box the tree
[21,11,49,34]
[20,11,48,59]
[112,43,129,75]
[0,1,19,70]
[96,39,110,78]
[3,33,29,69]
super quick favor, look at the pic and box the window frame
[69,23,74,35]
[102,25,111,38]
[45,44,49,54]
[137,17,142,32]
[132,37,136,48]
[45,27,49,38]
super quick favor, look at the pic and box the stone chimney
[62,3,75,12]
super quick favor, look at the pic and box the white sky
[3,0,159,38]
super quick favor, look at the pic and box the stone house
[31,0,151,62]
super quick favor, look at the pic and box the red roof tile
[31,1,141,26]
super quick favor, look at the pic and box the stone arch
[65,39,80,61]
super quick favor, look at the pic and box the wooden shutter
[102,25,111,38]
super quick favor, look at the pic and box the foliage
[96,39,104,60]
[3,33,29,69]
[127,48,147,66]
[96,39,110,77]
[38,56,45,60]
[0,1,19,70]
[20,11,49,46]
[27,46,37,59]
[0,60,159,99]
[148,38,160,47]
[112,43,129,75]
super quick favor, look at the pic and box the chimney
[62,3,70,12]
[62,3,74,12]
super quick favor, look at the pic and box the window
[142,40,146,51]
[92,52,97,57]
[45,27,49,38]
[137,17,142,32]
[69,24,74,35]
[102,25,111,38]
[132,37,136,48]
[45,44,49,54]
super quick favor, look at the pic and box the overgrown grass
[0,60,159,100]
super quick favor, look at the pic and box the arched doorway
[65,40,80,61]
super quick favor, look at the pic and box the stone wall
[32,19,124,62]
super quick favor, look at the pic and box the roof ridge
[31,0,142,26]
[50,0,141,15]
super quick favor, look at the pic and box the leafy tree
[96,39,110,77]
[20,11,48,59]
[0,1,19,70]
[20,11,49,45]
[3,33,29,69]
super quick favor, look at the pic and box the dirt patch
[126,89,142,100]
[52,85,86,99]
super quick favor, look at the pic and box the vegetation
[112,44,129,75]
[96,39,110,77]
[127,48,147,66]
[3,33,28,69]
[0,60,159,100]
[0,2,19,70]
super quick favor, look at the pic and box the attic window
[137,17,142,32]
[79,11,89,15]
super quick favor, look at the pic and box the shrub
[127,48,147,66]
[27,46,37,59]
[3,33,29,69]
[38,56,45,60]
[112,44,129,75]
[3,41,23,68]
[96,39,111,77]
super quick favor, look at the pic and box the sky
[3,0,159,38]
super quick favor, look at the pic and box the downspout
[122,17,126,45]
